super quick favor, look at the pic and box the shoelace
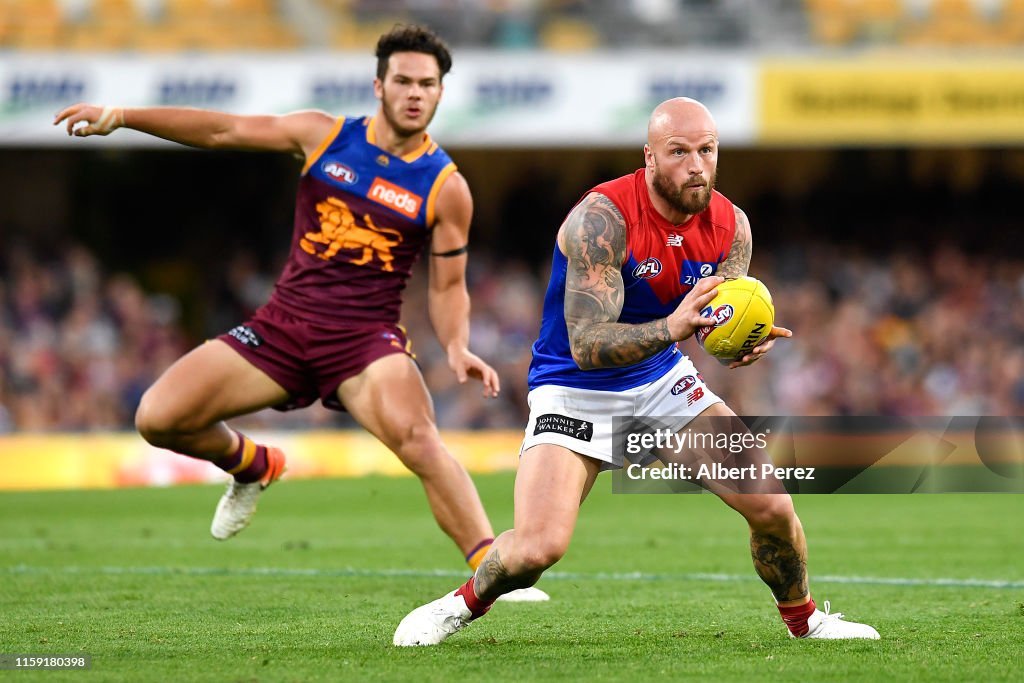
[818,600,845,623]
[430,605,467,634]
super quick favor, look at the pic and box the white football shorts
[521,355,723,469]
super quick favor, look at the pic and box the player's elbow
[428,274,465,297]
[427,282,452,301]
[205,129,234,150]
[427,285,458,312]
[569,339,598,371]
[205,117,251,149]
[572,352,595,371]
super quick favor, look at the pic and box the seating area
[0,0,1020,53]
[0,0,299,51]
[805,0,1024,47]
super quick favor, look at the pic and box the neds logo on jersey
[695,304,734,343]
[322,161,357,185]
[368,177,422,219]
[632,257,662,280]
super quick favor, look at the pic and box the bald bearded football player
[393,97,879,646]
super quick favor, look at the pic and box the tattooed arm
[717,204,752,279]
[561,192,722,370]
[718,204,795,369]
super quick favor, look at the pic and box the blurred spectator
[5,0,1020,52]
[3,234,1022,433]
[0,241,188,431]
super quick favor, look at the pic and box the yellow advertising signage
[761,59,1024,144]
[0,431,522,491]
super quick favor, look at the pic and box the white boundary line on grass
[6,564,1024,589]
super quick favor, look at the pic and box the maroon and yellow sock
[778,597,817,637]
[465,538,493,571]
[213,430,269,484]
[455,576,494,619]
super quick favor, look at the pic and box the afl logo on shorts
[381,331,405,350]
[670,375,697,396]
[322,161,358,185]
[632,257,662,280]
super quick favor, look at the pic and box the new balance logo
[368,177,422,219]
[666,234,684,247]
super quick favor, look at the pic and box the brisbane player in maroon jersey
[54,25,546,600]
[394,98,878,645]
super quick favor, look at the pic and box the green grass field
[1,473,1021,682]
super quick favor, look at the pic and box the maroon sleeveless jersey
[269,116,457,325]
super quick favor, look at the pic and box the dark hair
[375,24,453,81]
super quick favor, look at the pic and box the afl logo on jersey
[321,161,358,185]
[632,257,662,280]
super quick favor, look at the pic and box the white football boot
[496,586,551,602]
[394,590,474,647]
[793,601,880,639]
[210,447,286,540]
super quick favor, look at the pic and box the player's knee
[134,389,201,445]
[744,494,797,532]
[393,421,445,474]
[135,397,172,446]
[515,536,568,573]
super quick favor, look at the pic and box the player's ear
[373,78,383,100]
[644,144,655,169]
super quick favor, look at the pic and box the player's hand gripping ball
[695,276,775,361]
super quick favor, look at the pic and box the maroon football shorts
[217,301,413,412]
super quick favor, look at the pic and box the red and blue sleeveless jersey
[269,116,456,325]
[528,169,736,391]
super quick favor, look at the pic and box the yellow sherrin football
[695,276,775,361]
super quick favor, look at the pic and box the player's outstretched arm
[428,171,500,398]
[53,103,335,156]
[562,193,722,370]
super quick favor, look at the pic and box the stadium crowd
[2,237,1022,433]
[3,1,1016,52]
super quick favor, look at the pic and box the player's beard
[652,166,716,216]
[380,88,436,138]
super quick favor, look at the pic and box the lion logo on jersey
[301,196,402,271]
